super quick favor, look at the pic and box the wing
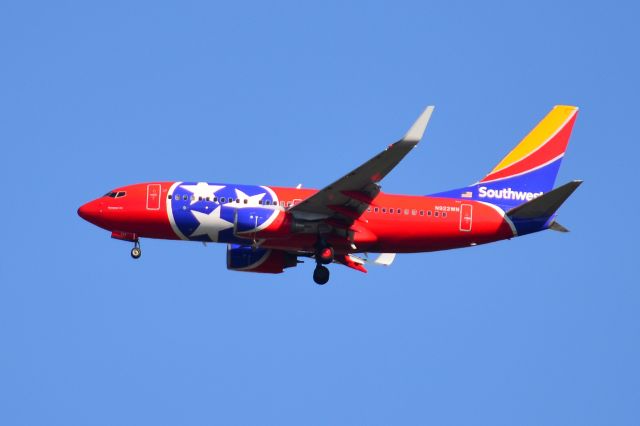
[289,106,434,223]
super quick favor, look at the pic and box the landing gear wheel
[313,265,330,285]
[131,247,142,259]
[131,240,141,259]
[316,246,334,265]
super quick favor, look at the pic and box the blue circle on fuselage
[170,182,276,243]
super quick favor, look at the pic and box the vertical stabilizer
[431,106,579,209]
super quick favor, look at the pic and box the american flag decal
[461,191,473,198]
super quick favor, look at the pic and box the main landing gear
[130,240,142,259]
[313,239,334,285]
[313,265,330,285]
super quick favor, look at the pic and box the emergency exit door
[459,204,472,232]
[146,184,161,210]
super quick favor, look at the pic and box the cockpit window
[105,191,126,198]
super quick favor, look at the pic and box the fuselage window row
[166,194,290,207]
[367,206,447,218]
[165,194,448,219]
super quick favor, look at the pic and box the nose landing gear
[130,240,142,259]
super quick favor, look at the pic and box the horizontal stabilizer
[507,180,582,220]
[373,253,396,266]
[549,221,570,232]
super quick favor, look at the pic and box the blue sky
[1,1,638,425]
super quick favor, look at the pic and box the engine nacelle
[226,244,298,274]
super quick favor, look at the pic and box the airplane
[78,105,582,285]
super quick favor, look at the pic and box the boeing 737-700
[78,105,581,284]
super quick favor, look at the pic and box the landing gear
[317,246,334,265]
[313,265,330,285]
[314,236,334,265]
[130,240,141,259]
[313,237,333,284]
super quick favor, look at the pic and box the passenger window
[367,207,371,212]
[266,200,271,205]
[374,207,379,213]
[434,212,439,217]
[183,195,188,201]
[168,194,172,200]
[206,197,210,201]
[213,197,218,202]
[443,212,447,218]
[244,199,248,204]
[412,209,417,215]
[419,210,424,216]
[404,209,409,215]
[427,211,432,216]
[382,208,387,213]
[220,197,226,203]
[236,198,240,203]
[198,197,203,201]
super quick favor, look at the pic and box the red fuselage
[78,181,515,255]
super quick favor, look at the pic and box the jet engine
[226,244,298,273]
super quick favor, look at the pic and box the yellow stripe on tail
[490,105,578,174]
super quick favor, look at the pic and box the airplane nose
[77,200,101,223]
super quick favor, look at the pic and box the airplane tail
[432,105,579,209]
[505,180,582,235]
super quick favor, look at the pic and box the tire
[131,247,142,259]
[313,265,330,285]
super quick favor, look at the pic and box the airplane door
[459,204,472,232]
[146,184,161,210]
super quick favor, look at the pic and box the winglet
[402,106,435,143]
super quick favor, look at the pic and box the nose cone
[77,199,102,224]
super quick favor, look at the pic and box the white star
[190,206,234,242]
[181,182,225,205]
[235,188,266,206]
